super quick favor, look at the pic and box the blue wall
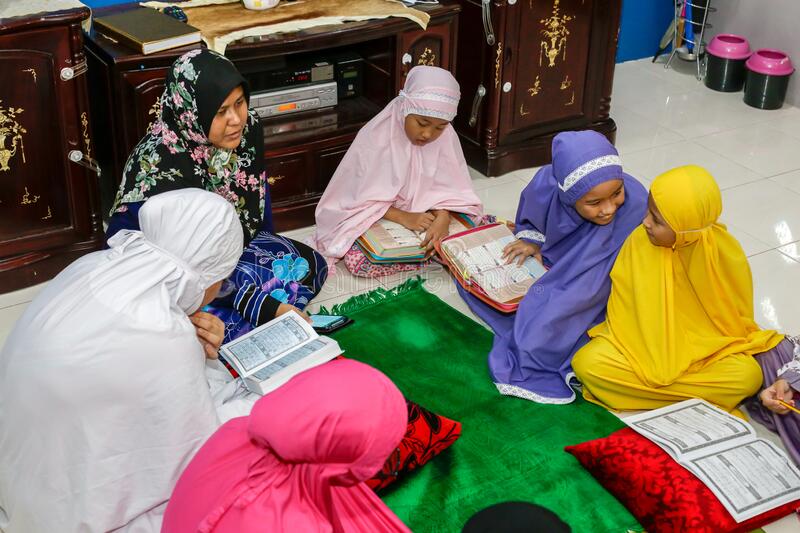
[83,0,126,6]
[83,0,670,63]
[617,0,674,62]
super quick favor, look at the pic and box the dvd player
[251,81,338,118]
[262,111,337,137]
[242,59,334,93]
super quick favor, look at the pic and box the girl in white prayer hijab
[0,189,246,533]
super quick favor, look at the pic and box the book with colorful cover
[356,213,474,264]
[436,223,547,312]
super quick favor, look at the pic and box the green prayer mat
[320,278,642,533]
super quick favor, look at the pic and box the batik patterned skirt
[207,231,328,343]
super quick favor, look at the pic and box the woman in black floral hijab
[108,49,327,342]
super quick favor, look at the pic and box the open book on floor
[435,223,547,313]
[356,213,474,263]
[625,398,800,523]
[219,311,342,395]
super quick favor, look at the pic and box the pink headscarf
[161,359,410,533]
[312,65,483,259]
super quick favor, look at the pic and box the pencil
[778,400,800,415]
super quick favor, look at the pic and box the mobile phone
[310,314,353,333]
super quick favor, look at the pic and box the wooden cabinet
[85,43,189,215]
[85,1,460,231]
[454,0,621,176]
[315,145,349,189]
[0,8,103,292]
[266,150,311,202]
[119,68,169,149]
[396,20,458,92]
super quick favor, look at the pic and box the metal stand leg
[694,0,711,80]
[664,0,681,70]
[665,0,715,80]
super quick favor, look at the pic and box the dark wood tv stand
[84,1,460,231]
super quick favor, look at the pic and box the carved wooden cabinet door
[0,18,98,261]
[396,21,456,92]
[0,50,68,250]
[264,149,311,203]
[120,68,169,159]
[499,0,593,138]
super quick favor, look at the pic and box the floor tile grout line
[694,127,800,177]
[767,168,800,181]
[745,247,796,262]
[726,220,785,253]
[614,138,686,158]
[776,249,800,265]
[0,301,32,312]
[721,175,800,196]
[638,99,797,142]
[612,103,695,140]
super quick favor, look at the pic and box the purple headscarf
[459,130,647,403]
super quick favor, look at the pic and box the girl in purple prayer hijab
[749,336,800,466]
[458,130,647,403]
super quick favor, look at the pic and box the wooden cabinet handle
[267,175,284,186]
[68,150,101,176]
[469,85,487,127]
[401,52,413,77]
[482,0,495,45]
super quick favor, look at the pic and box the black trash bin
[744,49,795,110]
[704,34,751,92]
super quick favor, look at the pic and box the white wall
[709,0,799,106]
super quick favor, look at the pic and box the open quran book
[625,399,800,522]
[219,311,341,395]
[356,213,474,263]
[436,223,547,312]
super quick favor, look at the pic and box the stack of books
[355,213,474,263]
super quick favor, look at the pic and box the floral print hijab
[111,49,269,240]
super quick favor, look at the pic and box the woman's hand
[189,311,225,359]
[420,211,451,256]
[502,240,542,266]
[276,303,312,323]
[760,378,795,415]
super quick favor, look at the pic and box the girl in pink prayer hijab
[161,359,410,533]
[312,65,483,274]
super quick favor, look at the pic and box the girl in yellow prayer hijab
[572,165,784,413]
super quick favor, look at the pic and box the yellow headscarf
[590,165,782,387]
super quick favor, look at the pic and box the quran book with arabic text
[436,223,547,313]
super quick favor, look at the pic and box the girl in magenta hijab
[162,359,410,533]
[312,65,483,277]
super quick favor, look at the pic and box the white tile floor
[1,57,800,530]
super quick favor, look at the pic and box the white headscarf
[0,189,243,533]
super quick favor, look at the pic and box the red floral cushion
[366,399,462,491]
[565,428,800,533]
